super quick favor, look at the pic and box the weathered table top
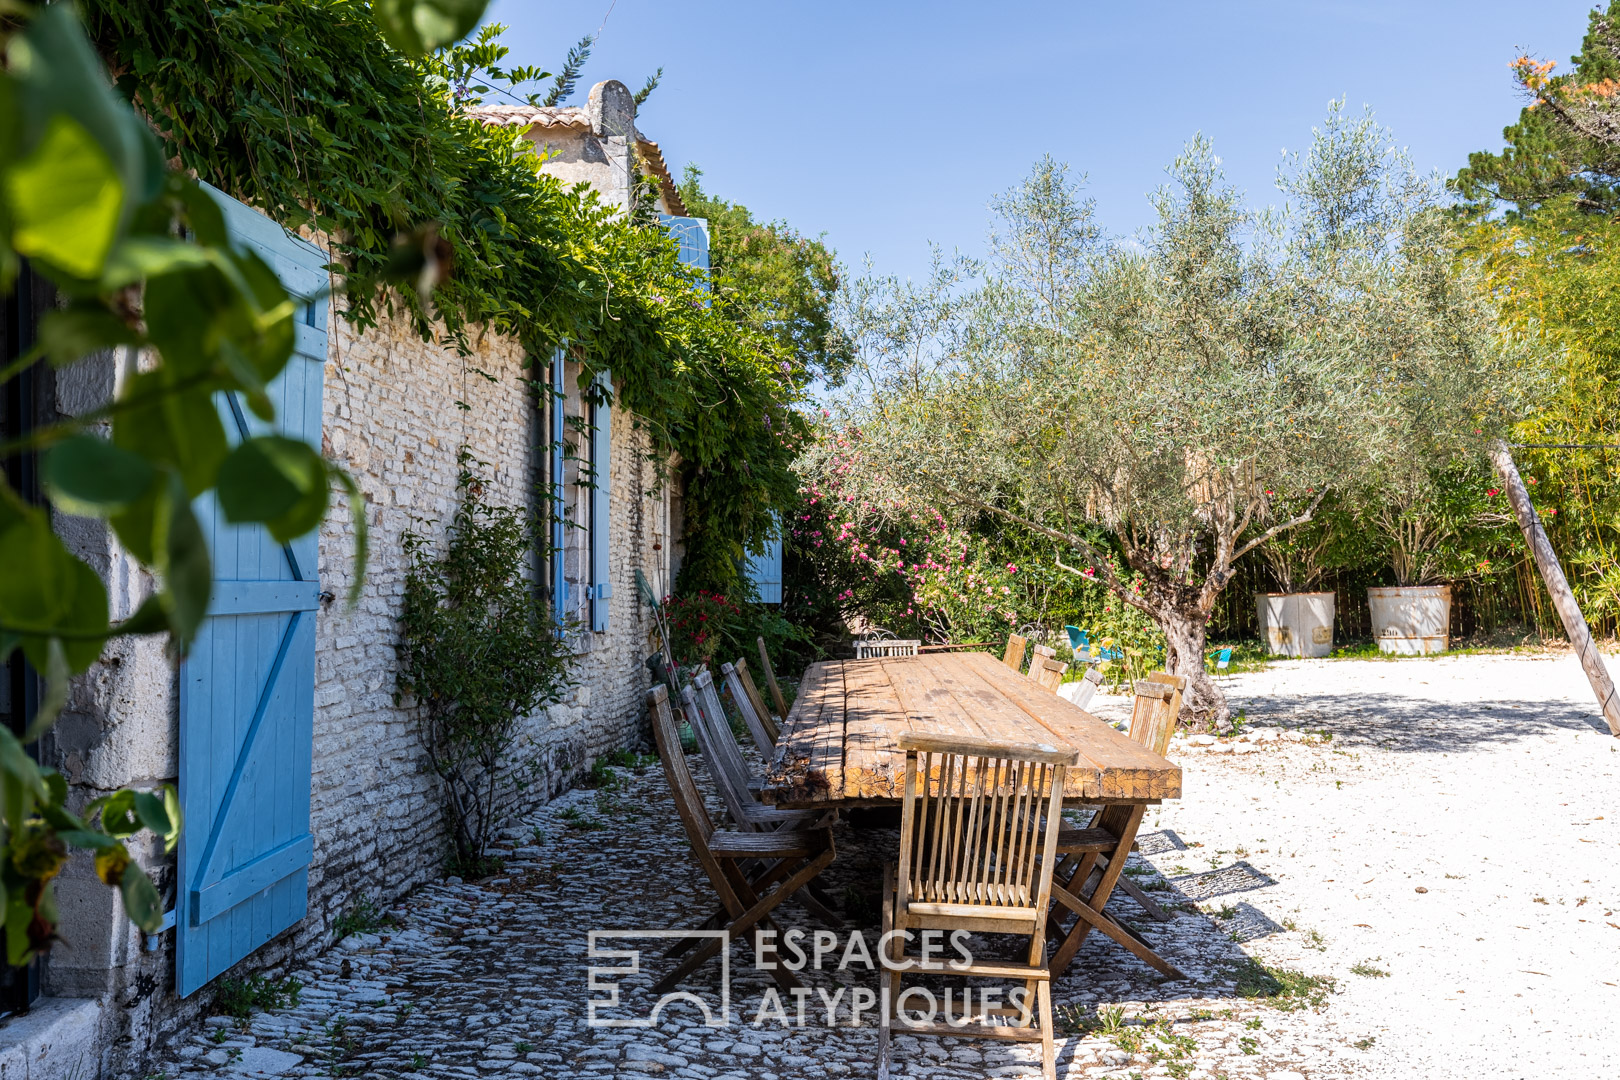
[762,652,1181,808]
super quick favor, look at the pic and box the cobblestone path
[143,714,1369,1080]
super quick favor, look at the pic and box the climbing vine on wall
[83,0,805,588]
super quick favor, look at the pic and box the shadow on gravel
[1228,688,1608,750]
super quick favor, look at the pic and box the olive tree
[827,105,1530,722]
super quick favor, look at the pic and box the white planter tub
[1255,592,1336,658]
[1367,585,1452,655]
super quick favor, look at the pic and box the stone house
[0,80,752,1077]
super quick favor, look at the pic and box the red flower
[1487,488,1500,497]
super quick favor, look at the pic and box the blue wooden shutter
[744,514,784,605]
[550,348,568,625]
[589,370,611,632]
[176,185,326,996]
[660,215,710,298]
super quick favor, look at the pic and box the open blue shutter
[660,215,710,298]
[589,370,611,632]
[745,514,784,604]
[177,186,326,996]
[550,348,568,625]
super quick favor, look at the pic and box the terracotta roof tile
[467,103,589,130]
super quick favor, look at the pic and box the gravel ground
[135,651,1619,1080]
[1139,650,1620,1080]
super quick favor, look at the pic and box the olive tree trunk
[1157,605,1228,727]
[1490,442,1620,737]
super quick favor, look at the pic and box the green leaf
[99,236,215,291]
[4,113,123,279]
[40,770,68,812]
[43,435,156,518]
[99,790,141,838]
[131,791,171,836]
[154,475,212,649]
[109,484,160,565]
[217,436,329,543]
[55,560,110,673]
[36,304,140,368]
[161,784,182,854]
[56,829,120,852]
[0,514,76,628]
[9,2,166,207]
[120,861,163,933]
[113,594,171,636]
[0,726,48,835]
[7,889,35,967]
[112,373,228,497]
[373,0,490,55]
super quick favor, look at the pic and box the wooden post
[1490,441,1620,736]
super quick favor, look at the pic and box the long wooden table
[761,651,1184,980]
[762,652,1180,808]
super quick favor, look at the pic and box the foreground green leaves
[373,0,489,56]
[0,2,363,967]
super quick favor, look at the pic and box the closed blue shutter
[176,185,326,996]
[589,370,612,632]
[744,515,784,605]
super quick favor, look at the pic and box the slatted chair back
[723,658,779,752]
[1128,673,1186,757]
[895,734,1075,919]
[755,636,791,721]
[854,638,921,658]
[1001,634,1028,672]
[1032,655,1069,693]
[648,685,719,852]
[681,672,759,828]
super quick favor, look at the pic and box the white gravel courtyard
[136,651,1619,1080]
[1137,650,1620,1079]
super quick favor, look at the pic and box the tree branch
[1231,488,1328,562]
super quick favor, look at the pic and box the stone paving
[139,708,1366,1080]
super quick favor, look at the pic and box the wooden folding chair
[879,734,1076,1080]
[1031,654,1069,693]
[646,685,835,995]
[682,675,842,926]
[1047,674,1188,980]
[721,658,778,753]
[681,672,803,829]
[1002,633,1028,672]
[755,636,791,721]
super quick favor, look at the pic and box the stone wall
[40,300,668,1077]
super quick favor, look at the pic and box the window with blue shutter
[744,514,784,605]
[176,185,326,996]
[660,215,710,287]
[549,348,568,625]
[589,370,612,632]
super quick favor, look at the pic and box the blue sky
[486,0,1598,282]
